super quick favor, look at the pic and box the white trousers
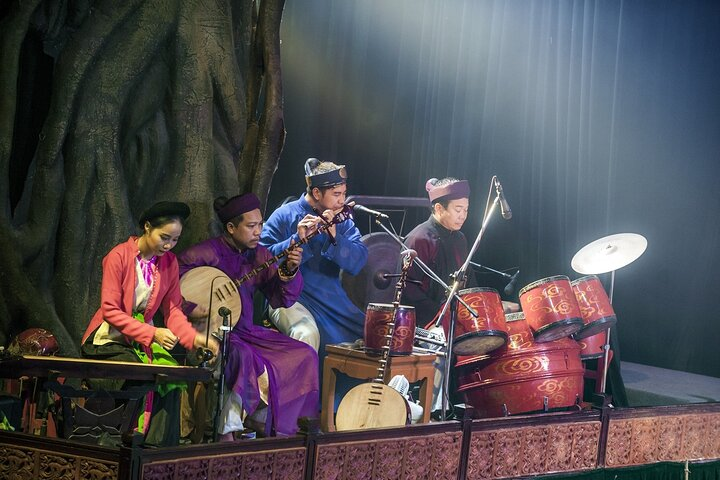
[267,303,321,352]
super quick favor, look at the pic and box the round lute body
[336,382,410,430]
[180,266,242,337]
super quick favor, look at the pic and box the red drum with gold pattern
[577,328,607,360]
[518,275,583,342]
[571,275,617,340]
[364,303,416,355]
[455,312,584,418]
[448,287,508,356]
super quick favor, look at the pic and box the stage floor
[621,361,720,406]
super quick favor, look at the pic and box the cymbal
[341,232,401,311]
[571,233,647,275]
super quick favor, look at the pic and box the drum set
[351,232,647,419]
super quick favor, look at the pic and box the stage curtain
[276,0,720,384]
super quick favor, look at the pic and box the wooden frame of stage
[1,402,719,479]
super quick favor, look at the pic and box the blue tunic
[260,195,368,358]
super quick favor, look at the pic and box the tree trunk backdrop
[0,0,286,354]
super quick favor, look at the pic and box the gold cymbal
[571,233,647,275]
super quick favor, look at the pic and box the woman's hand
[154,328,179,350]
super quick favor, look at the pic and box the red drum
[577,329,607,360]
[364,303,416,355]
[518,275,583,342]
[449,287,508,356]
[571,275,617,340]
[455,312,584,418]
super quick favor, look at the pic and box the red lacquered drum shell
[577,328,607,360]
[518,275,583,342]
[450,287,508,356]
[571,275,617,340]
[455,312,584,418]
[364,303,416,355]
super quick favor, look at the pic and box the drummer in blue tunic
[260,158,368,361]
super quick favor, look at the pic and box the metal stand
[436,178,503,420]
[367,215,479,419]
[599,270,615,394]
[212,310,232,442]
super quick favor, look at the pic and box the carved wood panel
[140,447,306,480]
[606,412,720,467]
[466,420,600,479]
[313,431,463,480]
[0,444,118,480]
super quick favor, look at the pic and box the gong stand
[370,218,478,318]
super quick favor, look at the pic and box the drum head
[453,331,508,356]
[532,319,583,343]
[572,315,617,340]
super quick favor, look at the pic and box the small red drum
[571,275,617,340]
[577,328,607,360]
[364,303,416,355]
[448,287,508,356]
[455,312,584,418]
[518,275,583,342]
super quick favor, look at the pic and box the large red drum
[364,303,416,355]
[571,275,617,340]
[455,312,584,418]
[518,275,583,342]
[448,287,508,356]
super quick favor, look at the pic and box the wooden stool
[321,344,436,432]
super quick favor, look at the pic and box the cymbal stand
[599,270,616,394]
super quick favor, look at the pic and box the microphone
[218,306,231,318]
[353,204,389,220]
[504,270,520,296]
[494,178,512,220]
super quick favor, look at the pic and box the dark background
[269,1,720,378]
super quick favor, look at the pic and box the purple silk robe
[178,236,319,436]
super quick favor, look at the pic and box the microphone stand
[436,179,503,420]
[212,309,232,442]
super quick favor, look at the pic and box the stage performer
[260,158,368,359]
[178,193,319,438]
[401,177,478,327]
[81,201,219,446]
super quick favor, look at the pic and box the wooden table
[0,355,211,439]
[321,344,437,432]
